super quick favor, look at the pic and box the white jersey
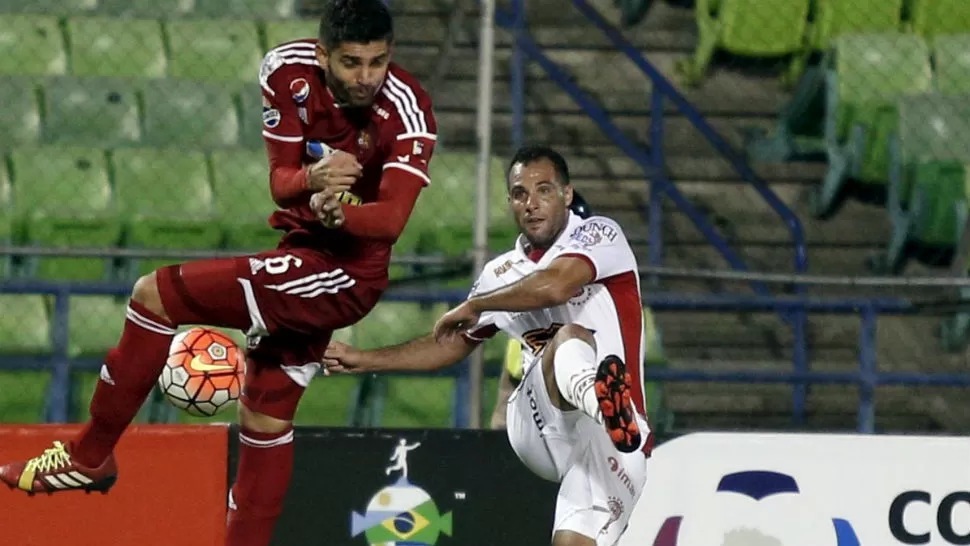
[464,211,647,416]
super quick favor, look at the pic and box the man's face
[317,41,391,107]
[507,158,573,250]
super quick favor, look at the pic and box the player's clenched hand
[310,189,345,229]
[433,302,481,343]
[321,341,366,375]
[306,150,362,194]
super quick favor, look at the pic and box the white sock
[553,338,602,423]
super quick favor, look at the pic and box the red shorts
[155,246,385,420]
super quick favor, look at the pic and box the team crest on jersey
[262,107,281,128]
[290,78,310,104]
[357,131,371,151]
[306,140,336,159]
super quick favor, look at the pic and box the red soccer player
[0,1,436,545]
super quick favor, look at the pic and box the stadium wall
[4,426,968,545]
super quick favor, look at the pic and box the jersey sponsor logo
[189,355,234,373]
[522,323,564,354]
[350,438,454,545]
[570,221,618,248]
[526,386,546,431]
[306,140,337,159]
[607,456,637,497]
[262,107,281,128]
[372,103,390,120]
[493,260,513,276]
[289,77,310,103]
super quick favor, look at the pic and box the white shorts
[505,356,648,546]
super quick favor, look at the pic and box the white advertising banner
[620,433,970,546]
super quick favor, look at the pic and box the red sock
[225,426,295,546]
[72,300,176,468]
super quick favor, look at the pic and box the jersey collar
[514,211,583,263]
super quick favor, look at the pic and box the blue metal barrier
[5,280,970,433]
[491,1,812,424]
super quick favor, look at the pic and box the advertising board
[619,433,970,546]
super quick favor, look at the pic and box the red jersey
[258,39,437,281]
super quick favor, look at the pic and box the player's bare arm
[323,332,475,374]
[433,256,594,341]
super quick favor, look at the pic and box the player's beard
[325,70,374,108]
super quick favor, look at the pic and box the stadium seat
[96,0,193,17]
[424,152,514,256]
[10,146,121,281]
[910,0,970,40]
[809,0,903,51]
[0,163,12,278]
[0,15,67,76]
[67,295,126,357]
[0,78,42,148]
[676,0,811,85]
[811,33,933,217]
[237,85,266,149]
[871,93,970,274]
[167,20,262,82]
[932,35,970,96]
[68,17,166,78]
[209,149,283,252]
[263,20,319,50]
[0,295,52,354]
[112,148,222,276]
[142,80,239,148]
[193,0,297,19]
[44,77,141,147]
[0,371,52,423]
[0,0,96,14]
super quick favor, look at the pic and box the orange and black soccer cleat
[0,441,118,496]
[595,355,643,454]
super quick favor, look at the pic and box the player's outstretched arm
[433,256,594,341]
[323,332,476,374]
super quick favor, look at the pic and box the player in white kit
[323,145,653,546]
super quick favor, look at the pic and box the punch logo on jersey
[351,438,454,545]
[570,221,618,248]
[289,78,310,104]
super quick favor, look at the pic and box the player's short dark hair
[318,0,394,50]
[506,145,571,189]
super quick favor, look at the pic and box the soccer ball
[158,327,246,417]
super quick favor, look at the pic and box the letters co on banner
[619,433,970,546]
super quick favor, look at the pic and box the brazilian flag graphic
[351,477,453,545]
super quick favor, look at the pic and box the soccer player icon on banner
[385,439,421,479]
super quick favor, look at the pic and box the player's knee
[551,323,596,352]
[238,403,292,434]
[552,530,598,546]
[131,272,169,321]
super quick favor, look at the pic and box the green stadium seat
[0,15,67,76]
[10,146,121,281]
[263,20,319,49]
[112,148,222,276]
[238,85,266,149]
[911,0,970,41]
[809,0,903,51]
[44,77,141,147]
[193,0,297,19]
[0,163,11,278]
[676,0,811,86]
[0,295,51,354]
[167,20,262,82]
[352,301,444,350]
[142,81,238,148]
[97,0,194,17]
[209,149,282,252]
[811,33,933,217]
[424,152,513,256]
[933,35,970,96]
[67,17,166,78]
[0,0,96,14]
[872,93,970,273]
[0,78,41,148]
[67,295,125,357]
[0,371,52,423]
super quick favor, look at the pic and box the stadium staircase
[376,0,970,433]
